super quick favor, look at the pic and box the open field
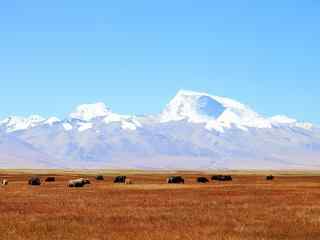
[1,171,320,240]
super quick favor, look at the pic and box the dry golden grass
[1,172,320,240]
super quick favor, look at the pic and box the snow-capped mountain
[160,90,271,131]
[160,90,312,132]
[69,102,111,121]
[67,102,142,132]
[0,90,319,169]
[0,115,46,132]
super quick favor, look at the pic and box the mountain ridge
[0,90,315,133]
[0,90,319,169]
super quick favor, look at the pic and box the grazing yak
[2,179,8,185]
[211,175,233,181]
[45,177,55,182]
[82,178,91,184]
[114,176,126,184]
[197,177,209,183]
[95,175,104,181]
[28,177,41,186]
[125,179,133,185]
[68,178,90,188]
[266,175,274,181]
[167,176,185,184]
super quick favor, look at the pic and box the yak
[211,175,233,181]
[68,179,85,188]
[95,175,104,181]
[114,176,126,183]
[28,177,41,186]
[82,178,91,184]
[197,177,209,183]
[266,175,274,181]
[45,177,55,182]
[68,178,90,188]
[167,176,185,184]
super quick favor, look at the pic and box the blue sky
[0,1,319,123]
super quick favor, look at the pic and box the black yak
[197,177,209,183]
[82,178,91,184]
[211,175,233,181]
[28,177,41,186]
[167,176,185,184]
[45,177,55,182]
[266,175,274,181]
[95,175,104,181]
[114,176,126,183]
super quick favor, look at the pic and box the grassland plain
[1,171,320,240]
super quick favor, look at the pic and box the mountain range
[1,90,319,169]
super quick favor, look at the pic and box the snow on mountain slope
[69,102,111,121]
[104,113,142,130]
[270,115,297,124]
[69,102,142,131]
[0,115,46,132]
[0,115,62,132]
[0,90,319,169]
[160,90,312,132]
[44,117,61,125]
[1,91,311,134]
[11,117,320,169]
[160,90,227,123]
[160,90,272,131]
[0,102,142,133]
[62,122,73,131]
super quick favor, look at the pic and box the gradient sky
[0,1,319,123]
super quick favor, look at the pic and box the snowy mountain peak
[69,102,111,121]
[161,90,315,132]
[0,115,46,132]
[0,91,315,135]
[161,90,226,123]
[44,117,61,125]
[160,90,271,131]
[104,113,142,130]
[68,102,142,131]
[0,90,319,170]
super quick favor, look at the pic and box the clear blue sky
[0,1,319,123]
